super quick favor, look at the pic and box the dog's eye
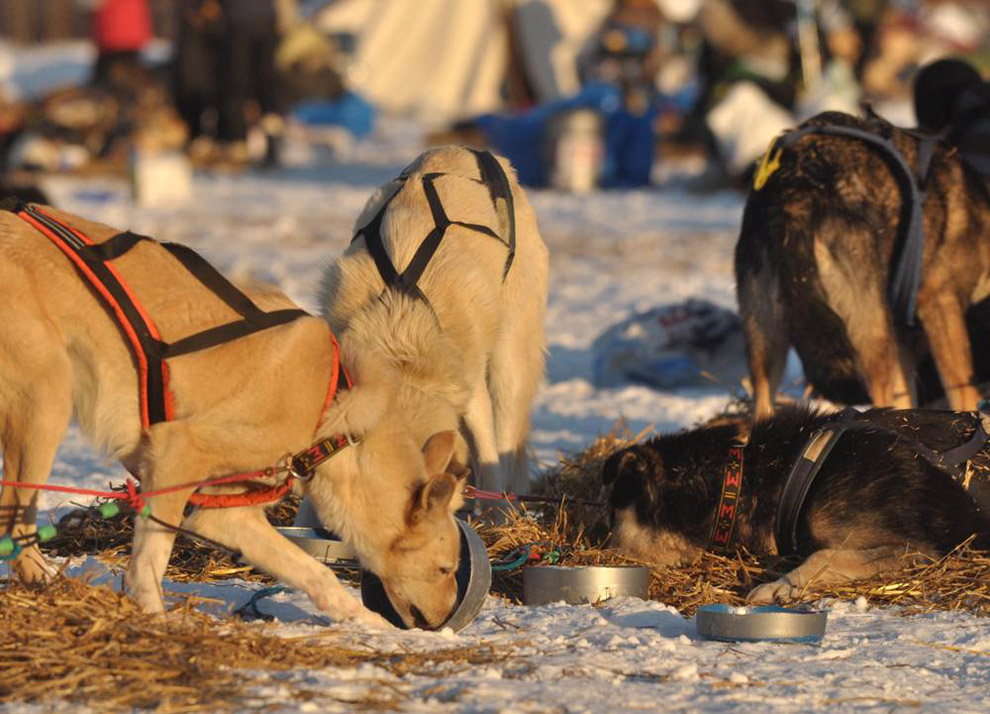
[438,566,454,576]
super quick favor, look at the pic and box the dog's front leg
[917,289,981,411]
[746,546,909,603]
[127,489,193,613]
[183,506,391,628]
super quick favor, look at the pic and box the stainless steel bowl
[695,604,828,643]
[360,518,491,632]
[522,565,651,606]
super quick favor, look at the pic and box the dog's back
[321,147,548,357]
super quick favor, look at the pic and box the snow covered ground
[2,42,989,714]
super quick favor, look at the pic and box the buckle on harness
[281,452,311,483]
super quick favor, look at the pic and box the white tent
[314,0,615,122]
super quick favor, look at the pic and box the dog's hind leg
[814,236,913,408]
[737,255,788,421]
[746,546,911,603]
[183,506,391,628]
[916,289,981,411]
[0,318,72,585]
[463,375,503,494]
[488,300,546,495]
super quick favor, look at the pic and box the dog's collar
[287,432,361,481]
[708,445,744,553]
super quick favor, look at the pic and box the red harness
[9,202,352,508]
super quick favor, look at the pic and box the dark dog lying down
[603,406,990,602]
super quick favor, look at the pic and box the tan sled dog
[0,201,483,629]
[319,147,549,503]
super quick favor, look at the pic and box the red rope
[0,467,283,513]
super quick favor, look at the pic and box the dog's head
[601,445,701,566]
[374,430,468,629]
[313,424,468,630]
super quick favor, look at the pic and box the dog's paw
[327,595,394,630]
[349,607,394,630]
[746,578,795,604]
[13,548,58,587]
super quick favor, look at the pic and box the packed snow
[2,41,989,714]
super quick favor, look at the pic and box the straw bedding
[2,408,987,711]
[0,577,509,713]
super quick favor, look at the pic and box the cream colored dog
[0,147,546,630]
[319,146,549,503]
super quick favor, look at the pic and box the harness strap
[162,308,309,358]
[352,149,517,313]
[913,413,990,478]
[775,418,852,556]
[159,241,270,321]
[79,230,149,261]
[16,204,172,428]
[773,122,941,328]
[399,173,450,294]
[708,445,745,553]
[775,408,990,555]
[469,148,516,279]
[10,204,312,428]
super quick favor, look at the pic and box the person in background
[579,0,665,116]
[173,0,223,154]
[914,57,990,177]
[216,0,284,166]
[89,0,153,90]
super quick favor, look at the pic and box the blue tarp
[474,82,659,188]
[291,91,376,138]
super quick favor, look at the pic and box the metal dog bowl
[275,526,357,563]
[360,518,491,632]
[522,565,650,606]
[696,604,828,643]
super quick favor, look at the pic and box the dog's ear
[602,447,662,512]
[408,473,459,526]
[408,432,468,525]
[422,431,457,475]
[602,448,652,486]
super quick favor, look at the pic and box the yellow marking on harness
[753,146,783,191]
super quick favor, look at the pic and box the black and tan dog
[736,111,990,420]
[602,406,990,602]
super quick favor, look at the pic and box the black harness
[775,408,990,555]
[2,199,328,430]
[763,119,942,329]
[351,149,516,311]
